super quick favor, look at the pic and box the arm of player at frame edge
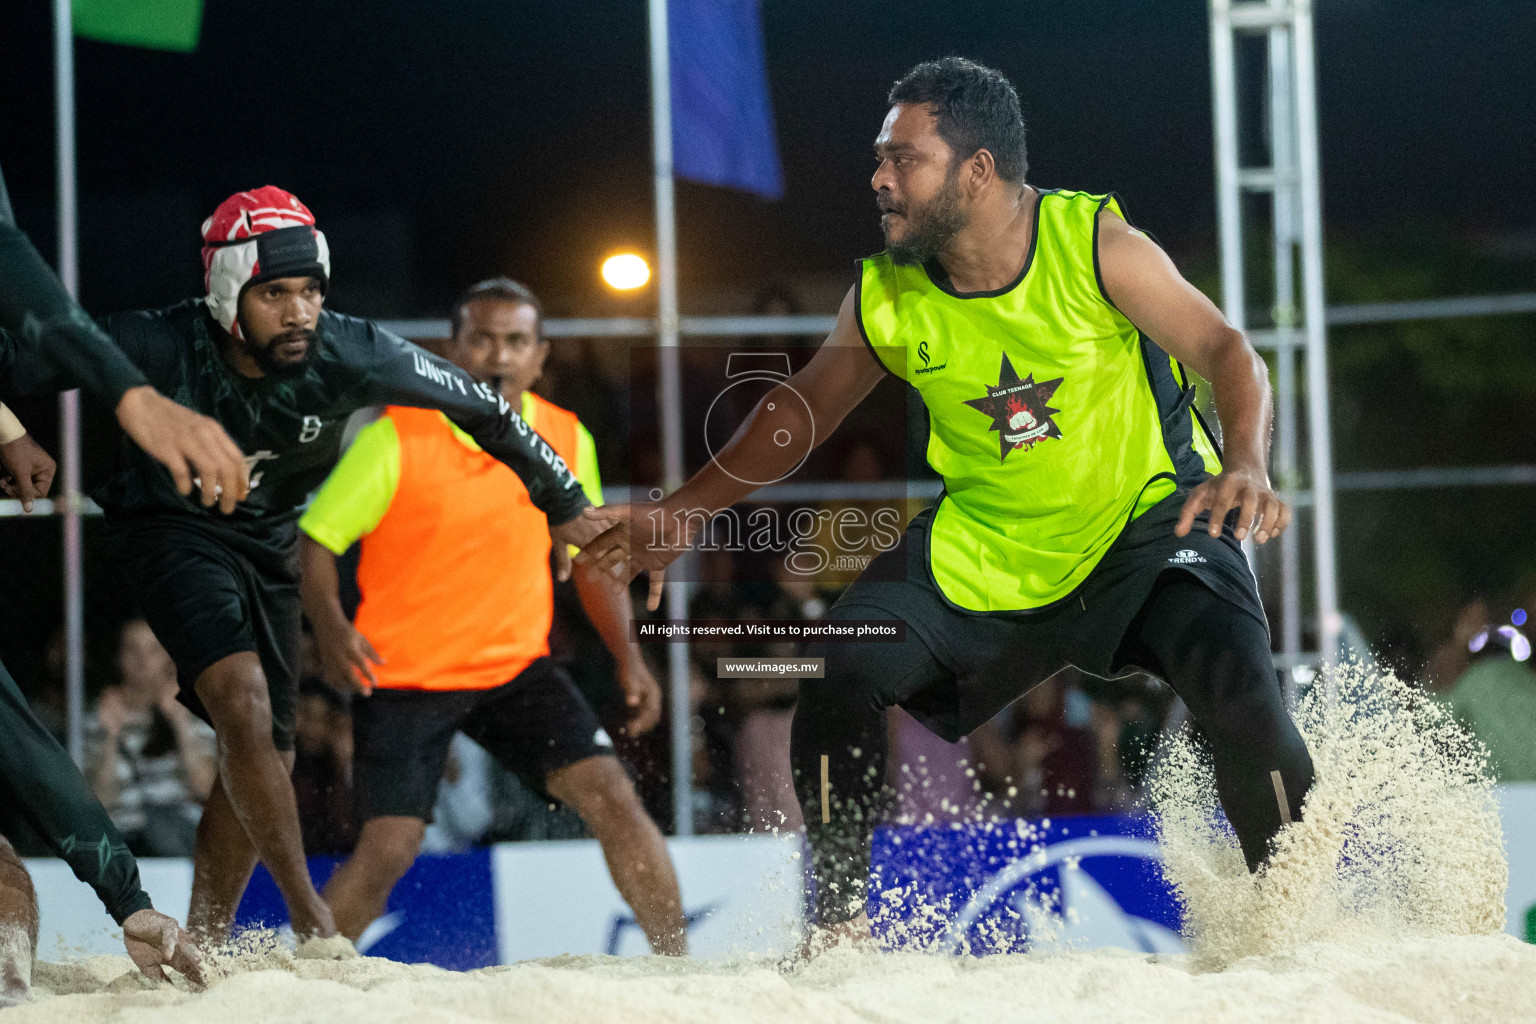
[588,287,889,610]
[0,222,250,513]
[1095,209,1291,546]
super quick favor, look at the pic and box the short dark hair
[888,58,1028,184]
[450,277,544,337]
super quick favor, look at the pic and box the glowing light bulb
[601,253,650,291]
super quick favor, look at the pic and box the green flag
[73,0,203,53]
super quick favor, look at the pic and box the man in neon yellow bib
[618,57,1312,942]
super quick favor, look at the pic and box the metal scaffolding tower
[1210,0,1340,684]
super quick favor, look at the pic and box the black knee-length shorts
[106,517,302,750]
[351,657,616,825]
[821,489,1268,740]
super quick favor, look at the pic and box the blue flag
[669,0,785,200]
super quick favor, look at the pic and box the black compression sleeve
[0,221,149,408]
[0,659,154,925]
[357,321,591,523]
[1115,573,1313,872]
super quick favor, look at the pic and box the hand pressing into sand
[121,909,206,988]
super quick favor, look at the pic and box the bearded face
[880,159,969,267]
[237,275,323,379]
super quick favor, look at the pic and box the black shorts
[351,657,615,824]
[105,516,302,751]
[821,489,1268,740]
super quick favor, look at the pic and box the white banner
[492,833,805,960]
[1501,782,1536,941]
[25,857,193,960]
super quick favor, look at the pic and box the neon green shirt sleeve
[575,420,603,506]
[299,415,401,554]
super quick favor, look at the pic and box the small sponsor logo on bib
[1168,549,1207,565]
[914,339,947,375]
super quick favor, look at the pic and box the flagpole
[53,0,86,768]
[648,0,694,837]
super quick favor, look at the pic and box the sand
[6,934,1535,1024]
[12,660,1536,1022]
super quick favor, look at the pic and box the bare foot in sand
[0,922,31,1006]
[781,912,873,969]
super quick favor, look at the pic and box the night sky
[1,0,1532,317]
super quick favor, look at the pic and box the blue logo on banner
[606,901,720,955]
[869,815,1184,955]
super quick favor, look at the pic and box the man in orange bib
[299,279,685,954]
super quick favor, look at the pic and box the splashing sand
[1150,661,1508,964]
[12,662,1535,1022]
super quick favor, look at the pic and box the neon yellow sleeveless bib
[858,189,1222,612]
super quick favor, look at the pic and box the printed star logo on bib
[963,354,1064,462]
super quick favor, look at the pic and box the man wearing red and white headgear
[4,185,651,953]
[201,186,332,343]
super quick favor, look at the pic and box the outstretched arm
[356,323,637,574]
[1097,210,1290,545]
[0,664,153,930]
[356,324,591,524]
[670,287,885,515]
[600,286,888,605]
[0,216,147,409]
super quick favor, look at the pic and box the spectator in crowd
[1375,617,1426,686]
[487,758,607,842]
[1435,597,1536,781]
[1078,673,1173,810]
[28,630,69,741]
[746,283,831,353]
[813,437,929,585]
[290,677,356,856]
[736,559,823,832]
[689,550,821,832]
[688,658,746,834]
[887,709,987,825]
[84,619,216,857]
[971,671,1099,817]
[1426,597,1489,693]
[421,734,494,853]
